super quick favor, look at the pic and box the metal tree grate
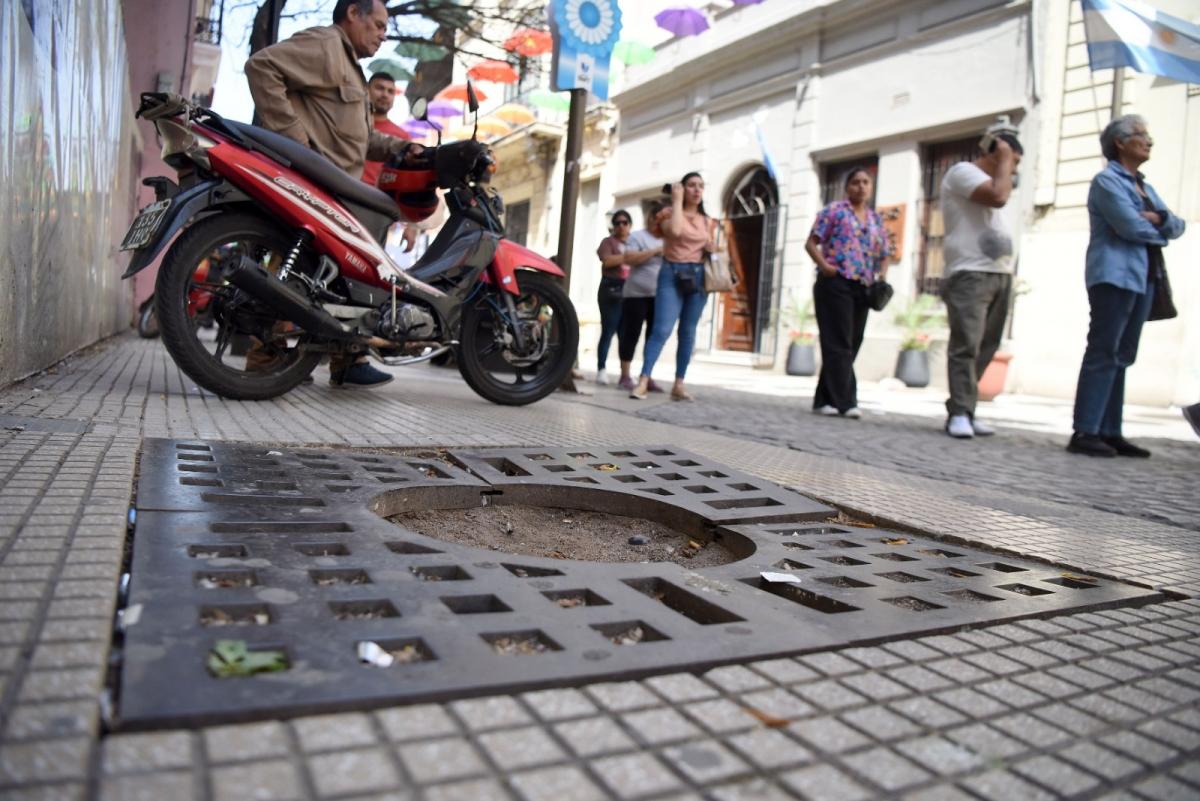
[114,440,1164,730]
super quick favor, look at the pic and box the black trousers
[813,274,870,412]
[617,296,656,363]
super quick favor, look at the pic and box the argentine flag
[1082,0,1200,85]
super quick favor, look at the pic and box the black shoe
[1066,432,1117,457]
[1103,436,1151,458]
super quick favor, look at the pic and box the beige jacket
[245,25,407,180]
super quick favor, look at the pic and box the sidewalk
[0,334,1197,801]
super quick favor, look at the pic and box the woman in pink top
[630,172,720,401]
[594,209,634,385]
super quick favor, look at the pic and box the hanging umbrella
[503,28,552,57]
[731,0,765,4]
[393,40,449,61]
[655,7,710,37]
[476,119,513,137]
[401,119,442,137]
[424,100,462,118]
[467,60,519,84]
[528,89,570,112]
[437,84,488,103]
[612,41,656,66]
[366,59,413,81]
[493,104,536,126]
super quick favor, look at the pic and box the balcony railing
[194,15,221,46]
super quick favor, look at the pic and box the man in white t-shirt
[939,132,1022,439]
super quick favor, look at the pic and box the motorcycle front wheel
[457,271,579,406]
[155,212,322,400]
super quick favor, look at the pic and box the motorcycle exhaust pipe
[226,257,355,341]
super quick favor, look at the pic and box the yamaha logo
[271,176,361,234]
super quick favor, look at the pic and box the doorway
[720,166,781,357]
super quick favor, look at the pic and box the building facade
[607,0,1198,406]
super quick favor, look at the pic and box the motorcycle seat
[227,121,402,222]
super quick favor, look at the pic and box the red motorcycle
[121,87,577,404]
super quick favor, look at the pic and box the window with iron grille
[820,157,878,208]
[505,200,530,246]
[917,136,980,295]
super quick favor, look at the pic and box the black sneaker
[1066,432,1117,457]
[330,362,394,389]
[1183,403,1200,440]
[1103,436,1151,458]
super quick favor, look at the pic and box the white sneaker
[595,370,609,385]
[946,414,975,439]
[843,407,862,419]
[971,418,995,436]
[814,405,839,416]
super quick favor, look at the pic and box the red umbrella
[437,84,489,103]
[467,60,519,84]
[655,7,710,37]
[503,28,552,57]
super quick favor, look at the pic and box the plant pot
[978,351,1012,402]
[894,349,930,388]
[785,341,816,376]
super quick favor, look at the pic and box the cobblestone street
[0,335,1197,801]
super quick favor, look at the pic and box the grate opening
[310,472,353,481]
[176,444,212,451]
[672,459,701,467]
[929,567,981,578]
[442,594,512,614]
[366,466,398,474]
[200,493,325,507]
[918,548,965,558]
[196,570,257,589]
[210,522,353,534]
[350,456,383,463]
[592,621,670,646]
[978,562,1027,573]
[481,457,532,477]
[657,473,687,481]
[385,541,443,555]
[819,555,869,566]
[178,453,215,462]
[178,464,219,473]
[874,552,919,561]
[613,475,645,484]
[526,453,554,461]
[295,543,350,557]
[568,452,596,460]
[330,600,398,620]
[771,559,813,571]
[253,480,300,491]
[998,583,1054,596]
[623,578,745,625]
[741,577,860,613]
[684,485,717,494]
[782,542,814,551]
[410,463,451,479]
[412,565,472,582]
[728,483,759,492]
[823,539,865,549]
[180,477,222,488]
[647,449,674,456]
[374,477,409,485]
[188,544,248,559]
[483,630,562,655]
[206,643,289,678]
[706,497,783,510]
[641,487,673,496]
[544,465,574,473]
[698,470,728,478]
[942,589,1003,604]
[200,604,272,627]
[565,476,599,484]
[877,571,929,583]
[882,596,945,612]
[1043,576,1100,590]
[310,569,371,586]
[503,563,564,578]
[816,576,874,589]
[543,589,611,608]
[633,461,660,469]
[359,638,435,666]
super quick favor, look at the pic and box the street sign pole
[1110,66,1124,119]
[554,88,587,294]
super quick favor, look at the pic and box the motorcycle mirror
[410,97,429,121]
[466,81,479,113]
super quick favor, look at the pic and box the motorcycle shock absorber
[277,230,313,282]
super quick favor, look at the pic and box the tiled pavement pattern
[0,334,1194,800]
[619,386,1200,534]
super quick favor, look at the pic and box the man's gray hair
[1100,114,1146,162]
[333,0,377,23]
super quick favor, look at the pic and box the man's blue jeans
[1072,281,1153,436]
[640,260,708,380]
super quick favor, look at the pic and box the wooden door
[718,216,761,352]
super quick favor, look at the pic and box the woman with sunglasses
[594,210,634,385]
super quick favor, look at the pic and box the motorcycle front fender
[121,179,248,278]
[489,238,565,295]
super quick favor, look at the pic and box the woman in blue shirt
[1069,115,1185,458]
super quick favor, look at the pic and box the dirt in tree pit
[389,504,738,568]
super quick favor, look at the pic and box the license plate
[120,199,172,251]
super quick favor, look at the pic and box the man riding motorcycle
[244,0,422,389]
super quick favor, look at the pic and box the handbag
[674,263,701,294]
[867,279,894,312]
[703,251,736,293]
[1147,258,1177,322]
[598,277,625,303]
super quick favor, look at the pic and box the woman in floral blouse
[804,167,890,418]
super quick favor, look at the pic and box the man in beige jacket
[244,0,419,389]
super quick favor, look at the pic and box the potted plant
[893,294,942,388]
[782,292,817,376]
[978,277,1030,401]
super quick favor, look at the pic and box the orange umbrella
[493,104,536,126]
[503,28,552,57]
[467,60,519,84]
[476,118,513,136]
[437,83,488,104]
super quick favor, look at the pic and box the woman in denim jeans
[1068,115,1185,458]
[630,172,720,401]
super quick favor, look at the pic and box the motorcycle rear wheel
[155,212,322,400]
[457,271,578,406]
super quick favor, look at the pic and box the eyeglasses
[613,219,631,226]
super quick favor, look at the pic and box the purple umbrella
[424,100,462,118]
[401,119,443,137]
[655,7,709,37]
[731,0,765,5]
